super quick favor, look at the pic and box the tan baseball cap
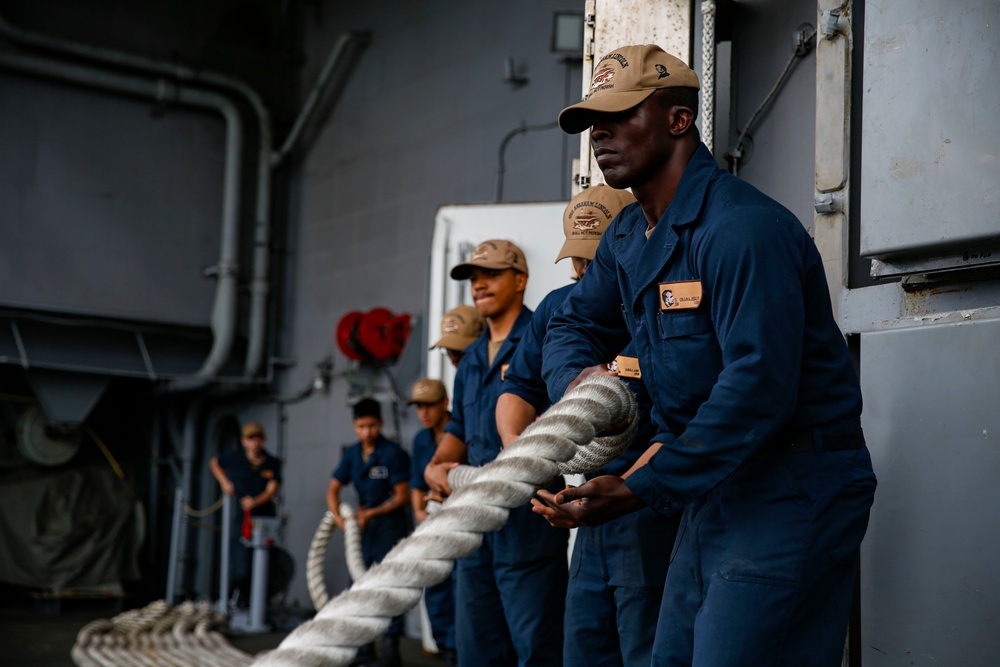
[407,378,448,405]
[242,421,265,439]
[558,44,700,134]
[430,304,486,351]
[556,185,636,263]
[450,239,529,280]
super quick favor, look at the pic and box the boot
[373,635,401,667]
[349,642,377,667]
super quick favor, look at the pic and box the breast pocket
[656,309,721,405]
[461,391,493,466]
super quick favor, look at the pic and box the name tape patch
[610,355,641,379]
[659,280,703,311]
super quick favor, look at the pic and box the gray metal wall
[0,73,224,325]
[850,1,1000,664]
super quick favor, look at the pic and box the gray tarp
[0,464,140,590]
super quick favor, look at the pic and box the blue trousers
[455,500,569,667]
[652,448,877,667]
[228,509,273,597]
[229,531,252,595]
[361,512,410,637]
[564,505,680,667]
[425,572,456,651]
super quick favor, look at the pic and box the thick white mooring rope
[305,375,637,616]
[306,504,367,611]
[251,375,636,667]
[70,376,636,667]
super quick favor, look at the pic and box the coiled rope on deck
[71,600,253,667]
[252,375,637,667]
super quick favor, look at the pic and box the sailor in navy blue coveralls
[501,280,679,667]
[540,44,877,667]
[209,422,281,605]
[328,414,411,641]
[408,379,457,663]
[448,307,568,667]
[425,240,567,667]
[411,426,457,657]
[496,184,678,666]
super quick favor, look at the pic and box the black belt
[764,427,866,455]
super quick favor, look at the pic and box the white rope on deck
[71,600,254,667]
[252,375,637,667]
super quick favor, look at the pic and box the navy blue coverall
[445,305,568,667]
[542,145,877,667]
[503,283,678,667]
[217,448,281,599]
[410,426,456,653]
[332,435,411,637]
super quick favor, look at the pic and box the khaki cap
[242,421,265,439]
[407,378,448,405]
[450,239,529,280]
[556,185,636,263]
[559,44,700,134]
[430,304,486,351]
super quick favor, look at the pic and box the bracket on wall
[503,57,529,87]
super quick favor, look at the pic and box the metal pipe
[147,405,162,582]
[0,10,274,379]
[166,486,185,604]
[218,493,232,614]
[177,396,208,597]
[495,121,559,202]
[0,51,244,383]
[728,26,816,176]
[271,31,372,166]
[195,409,232,599]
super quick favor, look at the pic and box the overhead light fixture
[551,11,584,59]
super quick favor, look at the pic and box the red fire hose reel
[335,308,411,363]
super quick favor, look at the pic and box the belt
[764,427,866,455]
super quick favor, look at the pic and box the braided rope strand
[252,375,637,667]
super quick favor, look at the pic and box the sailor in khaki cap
[430,304,486,368]
[208,421,281,608]
[557,43,700,135]
[406,378,457,665]
[425,238,569,666]
[540,42,875,667]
